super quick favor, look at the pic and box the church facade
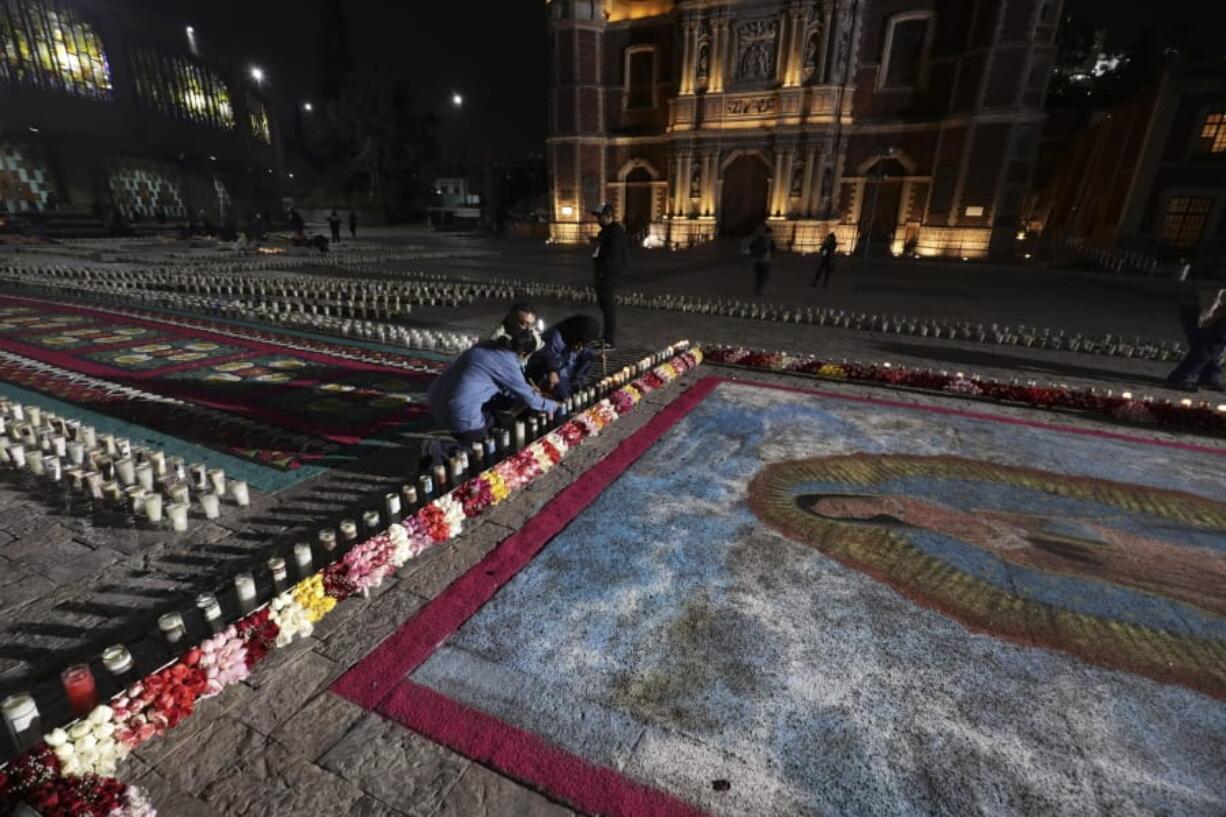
[547,0,1060,257]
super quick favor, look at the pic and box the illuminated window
[1198,112,1226,154]
[247,93,271,144]
[0,0,112,99]
[132,48,234,129]
[624,46,655,110]
[1161,196,1212,248]
[879,12,933,90]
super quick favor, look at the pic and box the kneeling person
[427,329,559,447]
[526,315,599,399]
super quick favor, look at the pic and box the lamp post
[862,146,896,260]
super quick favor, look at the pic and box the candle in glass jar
[339,519,358,542]
[135,462,154,491]
[417,473,433,500]
[363,509,381,533]
[292,542,313,574]
[235,573,257,612]
[66,441,85,465]
[44,455,62,482]
[432,463,447,491]
[199,491,221,520]
[513,420,526,451]
[1,693,42,752]
[144,492,164,523]
[26,451,44,477]
[100,434,117,456]
[195,593,223,631]
[51,435,66,457]
[318,528,337,552]
[115,457,136,486]
[401,484,418,509]
[166,501,189,531]
[207,468,226,495]
[384,492,401,521]
[101,645,134,684]
[82,425,97,448]
[230,480,250,507]
[61,664,99,717]
[268,556,288,590]
[158,612,186,645]
[149,450,166,476]
[26,406,41,427]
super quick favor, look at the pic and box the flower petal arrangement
[705,345,1226,436]
[0,344,704,817]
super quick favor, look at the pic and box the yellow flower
[817,363,847,379]
[484,471,509,503]
[292,575,335,622]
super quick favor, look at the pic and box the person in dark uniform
[812,231,838,288]
[348,209,358,239]
[591,203,626,350]
[327,209,342,243]
[526,315,600,399]
[1167,287,1225,392]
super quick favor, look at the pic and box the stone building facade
[547,0,1060,257]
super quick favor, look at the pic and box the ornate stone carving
[735,18,779,83]
[690,162,703,199]
[695,21,712,88]
[790,159,805,197]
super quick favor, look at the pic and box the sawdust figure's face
[749,453,1226,701]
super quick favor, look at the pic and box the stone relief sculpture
[735,18,779,83]
[696,41,710,86]
[690,162,703,199]
[790,160,805,197]
[802,30,820,82]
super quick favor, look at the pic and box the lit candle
[169,482,190,504]
[26,406,41,427]
[66,441,85,465]
[189,463,208,490]
[126,486,147,516]
[100,434,117,456]
[7,444,25,469]
[166,501,189,531]
[26,451,43,477]
[498,429,511,453]
[235,573,257,612]
[51,435,66,457]
[1,693,42,752]
[292,542,313,574]
[432,463,448,491]
[135,462,154,491]
[1180,398,1193,408]
[483,437,496,459]
[82,425,97,448]
[85,471,104,500]
[363,509,381,533]
[207,468,226,495]
[1122,391,1132,400]
[116,438,132,458]
[230,480,249,507]
[149,451,166,476]
[384,492,401,521]
[401,484,418,509]
[44,455,61,482]
[318,528,337,552]
[514,420,526,451]
[100,645,134,681]
[195,593,223,632]
[115,457,136,486]
[158,612,186,646]
[268,556,288,590]
[144,493,163,523]
[450,456,465,483]
[199,491,221,520]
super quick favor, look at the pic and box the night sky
[139,0,1219,167]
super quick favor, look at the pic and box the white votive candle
[144,492,163,523]
[207,468,226,495]
[199,491,221,520]
[67,441,85,465]
[230,480,249,507]
[167,501,189,531]
[235,573,257,611]
[135,462,154,491]
[293,542,313,574]
[158,612,186,644]
[115,457,136,486]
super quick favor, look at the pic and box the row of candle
[0,398,249,530]
[0,341,689,758]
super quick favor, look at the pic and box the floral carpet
[337,377,1226,817]
[0,295,443,473]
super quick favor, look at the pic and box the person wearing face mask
[427,327,559,451]
[526,315,600,399]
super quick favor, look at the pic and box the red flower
[416,504,451,542]
[453,478,494,518]
[236,607,281,667]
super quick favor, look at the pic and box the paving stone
[319,713,467,817]
[148,715,265,795]
[347,795,410,816]
[135,769,223,817]
[202,741,364,817]
[0,569,57,612]
[436,763,580,817]
[271,691,366,761]
[241,650,340,734]
[315,586,428,668]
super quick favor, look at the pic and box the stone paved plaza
[0,231,1223,817]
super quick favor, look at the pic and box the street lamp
[862,146,897,259]
[250,66,265,85]
[302,101,313,113]
[452,92,463,108]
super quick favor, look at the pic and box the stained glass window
[1161,196,1212,248]
[1199,113,1226,154]
[132,47,235,130]
[247,92,271,144]
[0,0,112,99]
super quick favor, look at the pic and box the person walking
[348,209,357,239]
[1167,287,1225,392]
[591,203,626,350]
[327,209,342,243]
[812,231,838,288]
[747,223,776,297]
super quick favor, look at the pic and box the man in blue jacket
[427,328,559,447]
[526,315,600,399]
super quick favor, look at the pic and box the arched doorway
[624,166,654,236]
[720,153,771,236]
[857,156,908,255]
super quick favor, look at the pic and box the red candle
[61,664,98,717]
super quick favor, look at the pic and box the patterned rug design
[335,378,1226,817]
[0,295,442,470]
